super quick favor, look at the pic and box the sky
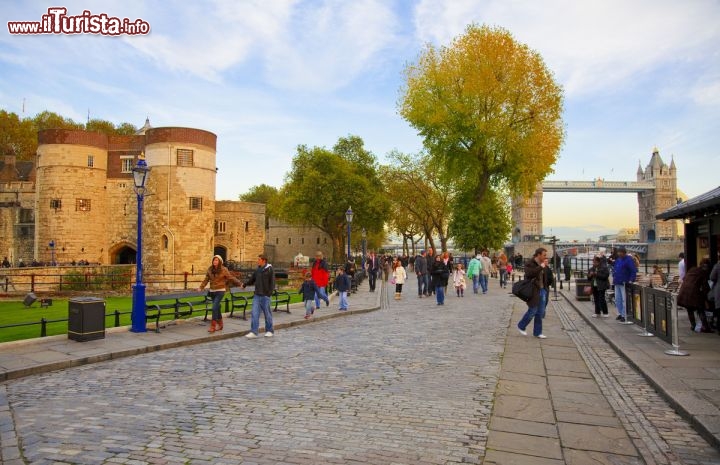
[2,0,719,242]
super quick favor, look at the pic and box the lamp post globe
[130,153,150,333]
[345,207,353,261]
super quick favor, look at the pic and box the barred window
[87,155,94,167]
[177,149,194,167]
[189,197,202,210]
[215,220,226,234]
[50,199,62,210]
[76,199,91,211]
[121,157,133,173]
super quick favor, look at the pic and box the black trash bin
[575,279,592,301]
[68,297,106,342]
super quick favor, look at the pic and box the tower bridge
[509,148,683,260]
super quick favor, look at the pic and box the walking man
[517,247,549,338]
[415,249,428,297]
[366,250,380,292]
[612,246,637,323]
[243,253,275,338]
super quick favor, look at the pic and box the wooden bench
[145,291,211,333]
[271,289,291,313]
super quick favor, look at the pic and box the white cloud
[263,0,398,92]
[412,0,720,98]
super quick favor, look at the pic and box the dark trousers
[368,270,377,291]
[592,287,608,315]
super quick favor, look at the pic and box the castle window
[245,221,249,232]
[50,199,62,210]
[302,238,305,245]
[76,199,91,211]
[317,237,320,245]
[275,238,279,245]
[189,197,202,211]
[288,238,292,245]
[177,149,194,167]
[162,234,169,250]
[19,208,34,224]
[87,155,94,167]
[121,157,133,173]
[216,220,226,234]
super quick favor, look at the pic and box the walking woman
[587,255,610,317]
[198,255,242,332]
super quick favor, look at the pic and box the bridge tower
[637,148,680,242]
[511,184,543,244]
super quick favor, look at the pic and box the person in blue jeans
[612,246,637,322]
[430,254,449,305]
[334,267,352,311]
[517,247,549,338]
[242,254,275,338]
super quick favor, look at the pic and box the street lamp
[361,228,367,270]
[345,206,353,261]
[130,152,150,333]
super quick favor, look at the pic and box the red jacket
[311,259,330,287]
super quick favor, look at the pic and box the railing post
[114,309,121,327]
[40,317,47,337]
[665,293,688,356]
[638,285,654,337]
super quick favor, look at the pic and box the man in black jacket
[517,248,549,338]
[243,254,276,338]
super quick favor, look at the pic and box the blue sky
[2,0,719,241]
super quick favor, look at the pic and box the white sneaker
[245,332,257,338]
[264,332,274,337]
[601,314,610,318]
[517,327,527,336]
[536,334,547,339]
[591,314,598,318]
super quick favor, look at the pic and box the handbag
[583,285,592,296]
[512,278,534,302]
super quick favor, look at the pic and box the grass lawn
[0,291,303,343]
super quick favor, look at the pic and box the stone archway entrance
[213,246,227,263]
[111,244,136,264]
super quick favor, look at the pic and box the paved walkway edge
[0,301,381,383]
[561,292,720,451]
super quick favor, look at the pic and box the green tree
[381,151,454,252]
[279,136,389,262]
[399,24,565,202]
[449,188,511,252]
[239,184,281,228]
[0,110,35,159]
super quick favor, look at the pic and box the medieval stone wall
[214,201,265,264]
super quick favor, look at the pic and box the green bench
[145,291,211,333]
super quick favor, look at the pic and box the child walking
[299,272,319,319]
[334,267,352,311]
[392,257,407,300]
[453,263,467,297]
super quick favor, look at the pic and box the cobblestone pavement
[1,281,510,464]
[1,277,719,464]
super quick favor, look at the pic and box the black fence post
[114,309,121,327]
[40,317,47,337]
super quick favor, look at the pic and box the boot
[216,318,223,331]
[208,320,217,333]
[394,292,400,300]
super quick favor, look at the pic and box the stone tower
[36,130,111,265]
[511,184,543,244]
[142,128,218,283]
[637,148,680,242]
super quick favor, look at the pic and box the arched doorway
[111,244,136,264]
[647,230,656,243]
[213,246,227,263]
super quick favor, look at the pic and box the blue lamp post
[345,206,353,261]
[130,153,150,333]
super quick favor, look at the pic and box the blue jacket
[334,273,352,292]
[613,255,637,285]
[298,279,319,301]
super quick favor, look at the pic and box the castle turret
[36,130,109,264]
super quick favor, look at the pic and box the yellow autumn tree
[399,24,565,201]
